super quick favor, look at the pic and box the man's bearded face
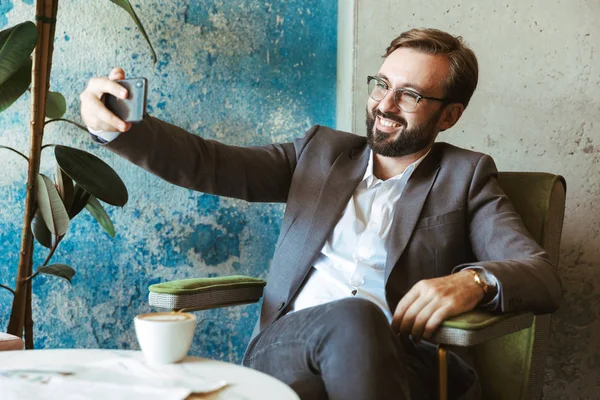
[365,106,443,157]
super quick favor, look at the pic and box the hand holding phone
[103,77,148,123]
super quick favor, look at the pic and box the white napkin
[0,357,228,400]
[0,378,190,400]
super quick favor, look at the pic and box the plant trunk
[24,238,34,349]
[6,0,59,347]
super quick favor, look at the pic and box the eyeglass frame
[367,75,449,113]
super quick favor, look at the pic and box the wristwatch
[468,269,498,303]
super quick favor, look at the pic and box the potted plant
[0,0,156,349]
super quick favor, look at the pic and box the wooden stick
[7,0,59,345]
[438,346,448,400]
[24,239,34,349]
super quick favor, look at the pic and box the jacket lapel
[384,147,441,282]
[286,143,370,300]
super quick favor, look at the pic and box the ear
[438,103,465,132]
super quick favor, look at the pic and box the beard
[366,108,442,157]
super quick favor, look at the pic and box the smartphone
[104,77,148,123]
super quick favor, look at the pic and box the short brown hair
[384,28,478,108]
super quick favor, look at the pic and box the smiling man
[80,28,561,400]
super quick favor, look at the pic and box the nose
[377,89,399,114]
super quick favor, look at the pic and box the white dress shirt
[88,127,121,142]
[288,150,429,322]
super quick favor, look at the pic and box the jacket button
[277,302,286,311]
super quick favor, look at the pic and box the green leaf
[108,0,157,63]
[68,184,91,219]
[36,174,70,237]
[56,164,74,211]
[85,195,116,237]
[0,21,37,86]
[0,57,31,113]
[38,264,75,284]
[32,209,53,248]
[45,91,67,119]
[55,145,128,207]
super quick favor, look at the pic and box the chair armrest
[430,310,534,347]
[0,332,24,351]
[148,275,266,312]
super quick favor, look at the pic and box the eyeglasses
[367,76,448,113]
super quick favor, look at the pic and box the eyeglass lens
[368,78,418,112]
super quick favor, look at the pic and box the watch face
[478,271,499,301]
[481,271,497,289]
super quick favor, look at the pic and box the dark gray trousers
[242,298,435,400]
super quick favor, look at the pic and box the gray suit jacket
[104,116,562,335]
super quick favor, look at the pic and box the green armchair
[148,172,566,400]
[432,172,566,400]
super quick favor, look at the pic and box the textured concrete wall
[352,0,599,398]
[0,0,336,363]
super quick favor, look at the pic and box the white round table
[0,349,299,400]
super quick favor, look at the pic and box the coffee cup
[134,312,197,364]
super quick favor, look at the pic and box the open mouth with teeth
[377,115,403,129]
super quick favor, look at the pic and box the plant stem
[0,284,16,295]
[25,239,34,350]
[24,236,62,282]
[41,143,56,151]
[24,271,39,282]
[44,118,88,132]
[0,145,30,162]
[42,236,62,267]
[7,0,60,344]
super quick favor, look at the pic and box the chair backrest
[497,172,566,268]
[471,172,566,400]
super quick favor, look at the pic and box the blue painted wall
[0,0,336,362]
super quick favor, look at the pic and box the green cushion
[149,275,266,295]
[442,310,519,330]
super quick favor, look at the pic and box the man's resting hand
[391,270,485,343]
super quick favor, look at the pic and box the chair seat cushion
[0,332,24,351]
[149,275,266,311]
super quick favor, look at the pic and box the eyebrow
[376,73,427,94]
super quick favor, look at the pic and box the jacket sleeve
[101,115,317,203]
[452,154,562,314]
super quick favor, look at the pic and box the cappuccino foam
[137,312,193,322]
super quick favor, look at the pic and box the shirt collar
[362,149,431,189]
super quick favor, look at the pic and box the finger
[86,77,128,100]
[399,297,431,336]
[410,300,440,344]
[109,67,126,81]
[422,306,452,340]
[94,100,129,132]
[391,290,420,332]
[81,93,128,132]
